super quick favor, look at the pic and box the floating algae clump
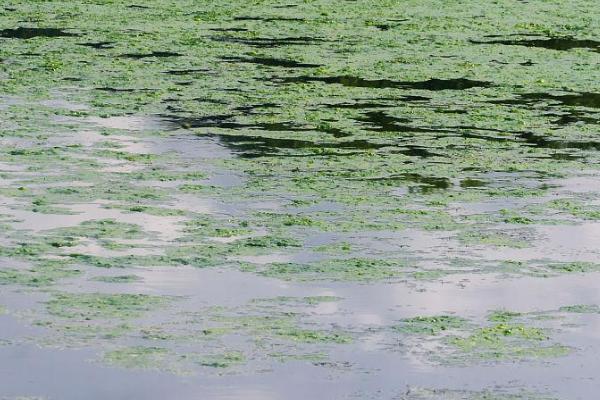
[394,315,468,335]
[246,257,407,281]
[46,293,171,320]
[447,324,570,362]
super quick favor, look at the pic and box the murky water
[2,1,600,399]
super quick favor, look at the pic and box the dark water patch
[324,102,394,109]
[372,20,408,31]
[323,96,429,109]
[233,16,305,22]
[171,116,437,157]
[356,111,452,134]
[168,115,307,132]
[472,37,600,52]
[316,126,349,138]
[356,111,600,152]
[436,109,468,114]
[461,129,600,152]
[211,36,324,47]
[234,103,280,112]
[0,27,79,39]
[492,92,600,109]
[209,27,249,32]
[278,76,492,90]
[163,68,210,75]
[519,60,536,66]
[354,173,451,190]
[546,111,599,126]
[78,41,115,49]
[460,178,488,188]
[204,133,396,156]
[222,56,320,68]
[96,87,156,92]
[484,33,547,38]
[121,51,182,59]
[192,98,229,105]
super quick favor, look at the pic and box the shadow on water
[121,51,182,59]
[492,92,600,109]
[209,27,249,32]
[233,16,305,22]
[211,36,325,47]
[323,96,430,109]
[356,110,600,152]
[277,76,493,90]
[492,92,600,126]
[163,68,210,75]
[471,37,600,52]
[356,111,452,133]
[163,114,437,156]
[96,87,156,92]
[166,113,350,138]
[78,41,115,49]
[203,133,437,158]
[221,56,320,68]
[354,173,452,189]
[0,27,79,39]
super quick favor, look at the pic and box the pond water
[1,1,600,399]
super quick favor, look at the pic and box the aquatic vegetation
[394,309,573,365]
[447,324,570,362]
[0,260,81,287]
[195,351,245,368]
[245,258,407,281]
[401,387,558,400]
[91,275,142,283]
[1,0,600,397]
[48,219,146,240]
[458,230,532,248]
[46,293,172,320]
[103,346,171,371]
[394,316,468,335]
[559,304,600,314]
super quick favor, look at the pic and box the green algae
[0,260,81,287]
[103,346,171,370]
[447,323,570,362]
[274,328,352,344]
[246,258,407,281]
[394,309,575,365]
[559,304,600,314]
[401,387,558,400]
[48,219,147,240]
[394,315,468,335]
[196,351,245,368]
[458,230,532,248]
[91,275,142,283]
[46,293,171,320]
[1,0,600,394]
[488,310,522,323]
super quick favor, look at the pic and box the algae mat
[1,1,600,399]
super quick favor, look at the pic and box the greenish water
[1,1,600,399]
